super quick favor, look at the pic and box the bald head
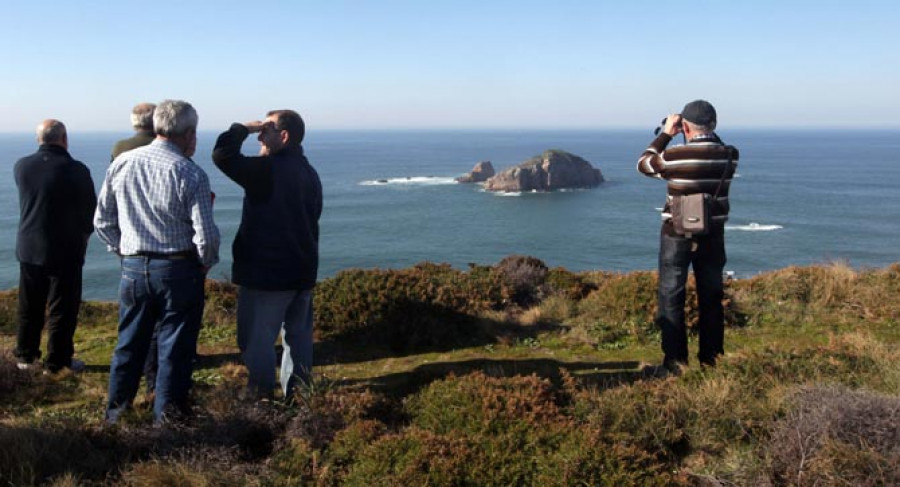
[36,119,67,149]
[131,102,156,130]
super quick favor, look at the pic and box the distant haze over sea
[2,129,898,301]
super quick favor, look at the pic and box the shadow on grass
[315,306,569,366]
[340,357,644,398]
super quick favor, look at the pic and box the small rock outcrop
[483,150,603,192]
[456,161,495,183]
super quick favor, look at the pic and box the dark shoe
[698,355,718,368]
[662,359,685,376]
[641,361,683,379]
[45,358,86,374]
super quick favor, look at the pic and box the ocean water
[1,129,898,301]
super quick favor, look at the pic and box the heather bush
[340,423,687,487]
[762,385,900,486]
[340,428,475,486]
[341,372,688,486]
[574,271,659,345]
[405,371,563,436]
[0,290,16,332]
[119,446,265,487]
[284,388,391,450]
[494,254,549,306]
[0,421,118,486]
[0,348,32,397]
[532,427,690,487]
[545,266,598,300]
[526,294,576,325]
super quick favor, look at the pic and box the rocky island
[455,161,495,183]
[483,149,603,192]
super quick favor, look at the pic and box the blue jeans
[237,287,313,399]
[106,257,204,423]
[656,225,726,366]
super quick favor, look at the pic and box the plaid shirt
[94,139,220,267]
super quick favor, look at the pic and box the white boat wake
[727,222,783,231]
[360,176,458,186]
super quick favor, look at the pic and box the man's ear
[280,129,290,145]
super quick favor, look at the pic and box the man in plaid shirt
[95,99,219,424]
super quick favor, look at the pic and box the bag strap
[711,145,734,200]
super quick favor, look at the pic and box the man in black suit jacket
[14,119,97,373]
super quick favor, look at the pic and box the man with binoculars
[637,100,739,373]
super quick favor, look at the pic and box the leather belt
[123,250,196,260]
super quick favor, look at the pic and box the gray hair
[36,119,66,145]
[684,119,716,134]
[131,102,156,130]
[153,99,198,137]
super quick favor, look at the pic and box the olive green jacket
[110,130,155,161]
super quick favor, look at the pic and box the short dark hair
[267,109,305,145]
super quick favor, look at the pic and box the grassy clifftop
[1,258,898,486]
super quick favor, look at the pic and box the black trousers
[655,226,727,366]
[15,262,83,369]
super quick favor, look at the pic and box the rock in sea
[456,161,496,183]
[483,150,604,192]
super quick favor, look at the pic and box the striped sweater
[637,132,739,226]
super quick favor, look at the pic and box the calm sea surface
[1,129,898,301]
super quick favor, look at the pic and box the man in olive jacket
[110,102,156,161]
[15,119,96,372]
[212,109,322,400]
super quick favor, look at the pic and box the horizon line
[1,125,899,135]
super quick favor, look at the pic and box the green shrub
[342,372,687,486]
[574,271,658,344]
[405,371,562,436]
[545,267,598,300]
[313,263,506,352]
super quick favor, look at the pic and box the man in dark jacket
[212,109,322,400]
[14,119,97,372]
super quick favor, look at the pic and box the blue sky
[1,0,897,131]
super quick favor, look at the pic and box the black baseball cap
[680,100,717,125]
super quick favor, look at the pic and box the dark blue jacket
[15,144,96,267]
[212,124,322,291]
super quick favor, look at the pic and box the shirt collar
[688,132,722,144]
